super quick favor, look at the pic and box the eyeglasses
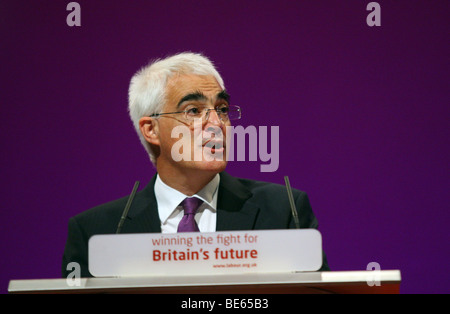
[150,105,241,122]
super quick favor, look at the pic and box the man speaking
[62,52,329,277]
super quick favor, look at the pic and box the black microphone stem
[116,181,140,234]
[284,176,300,229]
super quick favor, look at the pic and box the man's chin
[187,159,227,173]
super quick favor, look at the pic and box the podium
[8,270,401,294]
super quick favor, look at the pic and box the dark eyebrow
[177,91,207,108]
[176,90,231,108]
[217,90,230,103]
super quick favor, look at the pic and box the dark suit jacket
[62,172,329,277]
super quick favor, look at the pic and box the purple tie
[177,197,203,232]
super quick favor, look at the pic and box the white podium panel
[89,229,323,277]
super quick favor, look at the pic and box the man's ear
[139,117,160,145]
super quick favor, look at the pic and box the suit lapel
[119,172,259,233]
[216,172,260,231]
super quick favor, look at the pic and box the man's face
[155,74,230,174]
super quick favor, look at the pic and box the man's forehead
[167,74,220,91]
[165,74,224,105]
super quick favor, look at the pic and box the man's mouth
[203,140,224,152]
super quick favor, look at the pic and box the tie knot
[181,197,203,215]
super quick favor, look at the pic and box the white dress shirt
[154,174,219,233]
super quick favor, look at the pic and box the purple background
[1,1,448,294]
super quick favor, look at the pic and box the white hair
[128,52,225,165]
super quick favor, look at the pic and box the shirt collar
[154,174,220,223]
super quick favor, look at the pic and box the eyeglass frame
[149,105,241,122]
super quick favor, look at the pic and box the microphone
[284,176,300,229]
[116,181,140,234]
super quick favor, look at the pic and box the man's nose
[205,109,223,125]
